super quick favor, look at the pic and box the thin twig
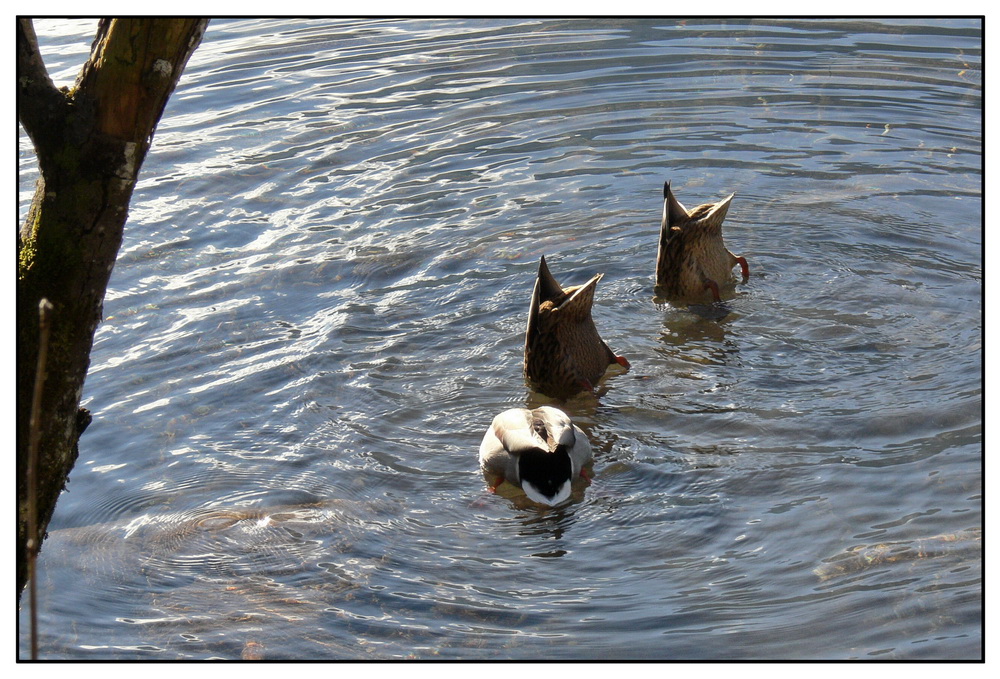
[27,297,53,661]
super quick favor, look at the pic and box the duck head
[655,181,749,303]
[524,256,629,397]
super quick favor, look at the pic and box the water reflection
[658,309,742,366]
[20,17,980,660]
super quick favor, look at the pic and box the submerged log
[814,528,981,581]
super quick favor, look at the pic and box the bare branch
[75,18,209,143]
[16,19,67,145]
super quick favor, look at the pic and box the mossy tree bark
[17,18,209,598]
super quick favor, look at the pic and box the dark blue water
[19,18,981,660]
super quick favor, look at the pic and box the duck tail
[536,255,564,301]
[558,273,602,322]
[657,181,687,285]
[700,192,735,235]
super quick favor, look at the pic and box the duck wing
[530,406,576,450]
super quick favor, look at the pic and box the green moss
[18,217,39,281]
[52,149,78,175]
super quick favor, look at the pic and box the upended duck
[524,256,629,397]
[479,406,592,506]
[655,181,749,303]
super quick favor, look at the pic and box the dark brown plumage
[655,181,749,303]
[524,256,629,397]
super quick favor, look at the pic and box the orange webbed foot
[735,256,749,282]
[704,278,721,302]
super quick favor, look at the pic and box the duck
[479,406,593,506]
[655,181,749,303]
[524,255,630,397]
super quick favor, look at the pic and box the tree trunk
[16,18,209,599]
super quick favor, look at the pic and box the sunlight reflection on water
[19,17,980,660]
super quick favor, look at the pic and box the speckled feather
[524,256,626,397]
[655,181,748,302]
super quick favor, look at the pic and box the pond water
[18,18,982,660]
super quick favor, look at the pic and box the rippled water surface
[19,18,981,660]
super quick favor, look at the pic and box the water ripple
[20,17,980,660]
